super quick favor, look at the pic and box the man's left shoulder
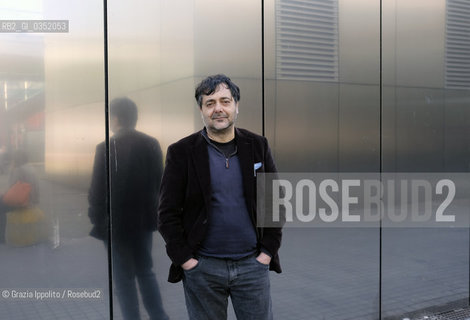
[236,128,268,143]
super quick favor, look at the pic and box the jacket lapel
[236,128,255,213]
[191,132,212,208]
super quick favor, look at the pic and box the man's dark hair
[110,97,138,129]
[195,74,240,108]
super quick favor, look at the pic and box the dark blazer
[158,128,282,283]
[88,128,163,240]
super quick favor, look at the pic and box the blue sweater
[198,139,258,259]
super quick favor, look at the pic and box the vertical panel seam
[379,0,383,319]
[103,0,113,318]
[262,0,266,137]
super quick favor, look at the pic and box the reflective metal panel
[382,0,470,318]
[265,0,380,319]
[0,0,109,319]
[107,0,264,318]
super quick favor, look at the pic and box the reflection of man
[0,145,6,174]
[88,97,168,320]
[158,74,282,319]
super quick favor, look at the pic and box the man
[158,74,282,319]
[88,97,168,320]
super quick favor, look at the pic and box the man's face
[200,84,238,135]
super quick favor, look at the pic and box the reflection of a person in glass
[88,97,169,320]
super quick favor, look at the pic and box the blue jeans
[110,231,169,320]
[182,254,273,320]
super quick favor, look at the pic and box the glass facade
[0,1,110,319]
[0,0,469,319]
[381,0,470,318]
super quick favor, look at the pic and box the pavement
[0,167,469,320]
